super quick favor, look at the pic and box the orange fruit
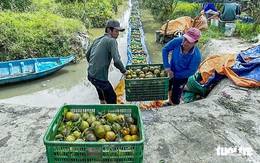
[94,125,106,139]
[105,113,117,123]
[71,113,81,122]
[124,135,133,141]
[129,125,138,135]
[80,121,89,131]
[131,135,139,141]
[73,131,81,138]
[65,112,74,121]
[65,135,76,142]
[98,138,106,142]
[105,131,116,141]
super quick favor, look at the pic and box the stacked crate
[125,0,169,102]
[127,0,150,65]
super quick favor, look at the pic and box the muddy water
[0,1,166,107]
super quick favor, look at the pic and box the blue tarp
[232,45,260,82]
[200,44,260,88]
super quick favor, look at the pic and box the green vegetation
[0,0,32,12]
[0,11,85,61]
[0,0,124,61]
[0,0,258,61]
[199,26,225,46]
[235,21,260,42]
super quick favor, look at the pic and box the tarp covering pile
[159,16,194,35]
[199,45,260,87]
[159,12,207,35]
[184,44,260,103]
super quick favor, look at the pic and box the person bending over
[162,28,202,106]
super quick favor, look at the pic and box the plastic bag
[77,32,89,50]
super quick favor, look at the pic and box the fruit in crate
[131,43,142,47]
[105,131,116,141]
[126,66,167,79]
[132,58,147,64]
[145,72,153,78]
[54,110,140,142]
[131,38,141,42]
[132,53,146,58]
[160,70,167,77]
[139,73,145,78]
[153,68,160,76]
[94,125,106,139]
[135,68,141,74]
[131,49,143,54]
[142,66,149,73]
[132,73,137,79]
[126,74,132,79]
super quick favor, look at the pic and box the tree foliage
[0,0,32,12]
[240,0,260,25]
[55,0,119,27]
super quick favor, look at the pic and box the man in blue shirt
[162,28,202,106]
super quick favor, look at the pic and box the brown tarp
[159,16,194,35]
[159,12,208,35]
[193,11,208,30]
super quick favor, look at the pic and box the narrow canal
[0,0,163,107]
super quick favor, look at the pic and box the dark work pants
[88,76,117,104]
[169,77,188,105]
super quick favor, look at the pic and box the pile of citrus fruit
[54,111,140,142]
[126,66,167,79]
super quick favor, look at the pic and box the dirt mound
[201,37,255,58]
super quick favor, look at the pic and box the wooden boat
[0,55,75,85]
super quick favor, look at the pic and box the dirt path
[201,37,255,58]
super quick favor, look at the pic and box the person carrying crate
[162,28,202,106]
[86,20,129,104]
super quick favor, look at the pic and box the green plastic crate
[43,104,145,163]
[125,64,169,101]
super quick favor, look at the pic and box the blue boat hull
[0,55,75,85]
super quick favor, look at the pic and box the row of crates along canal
[125,0,169,102]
